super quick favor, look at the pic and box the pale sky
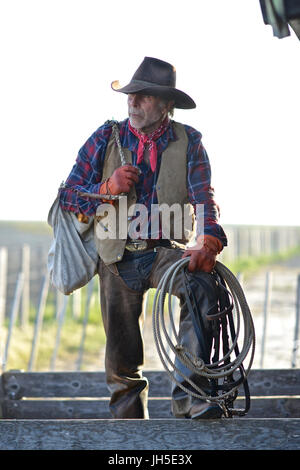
[0,0,299,226]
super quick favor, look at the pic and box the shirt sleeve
[185,125,228,247]
[59,123,113,216]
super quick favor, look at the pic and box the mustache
[128,108,144,117]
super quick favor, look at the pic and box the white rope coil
[152,259,256,404]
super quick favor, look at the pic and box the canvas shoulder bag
[47,194,99,295]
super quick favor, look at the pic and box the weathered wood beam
[2,369,300,399]
[0,418,300,450]
[1,397,300,420]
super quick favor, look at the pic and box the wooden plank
[2,369,300,399]
[2,397,300,420]
[2,371,110,399]
[244,368,300,396]
[0,418,300,450]
[1,370,171,399]
[244,397,300,418]
[1,399,110,419]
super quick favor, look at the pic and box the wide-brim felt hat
[111,57,196,110]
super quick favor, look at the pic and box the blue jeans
[116,249,158,291]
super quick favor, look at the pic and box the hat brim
[111,79,196,110]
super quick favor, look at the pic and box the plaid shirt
[59,118,227,246]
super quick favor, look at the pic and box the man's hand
[107,164,140,195]
[182,235,223,273]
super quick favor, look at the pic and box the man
[59,57,228,419]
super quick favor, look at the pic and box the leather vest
[94,121,195,265]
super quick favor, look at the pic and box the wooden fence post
[165,295,180,359]
[72,289,82,319]
[0,247,8,328]
[236,272,244,287]
[249,228,261,257]
[21,244,30,329]
[143,290,149,318]
[50,295,69,371]
[291,274,300,368]
[76,279,95,371]
[28,274,50,371]
[55,290,64,320]
[260,271,272,368]
[2,272,24,372]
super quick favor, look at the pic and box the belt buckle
[125,239,148,251]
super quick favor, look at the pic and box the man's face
[127,94,169,134]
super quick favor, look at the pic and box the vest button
[117,254,122,260]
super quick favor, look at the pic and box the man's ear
[167,100,175,112]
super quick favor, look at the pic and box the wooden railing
[0,368,299,450]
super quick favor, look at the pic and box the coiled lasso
[152,259,256,415]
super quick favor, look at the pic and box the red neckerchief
[128,116,169,172]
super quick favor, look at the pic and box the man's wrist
[196,234,223,254]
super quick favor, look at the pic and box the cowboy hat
[111,57,196,109]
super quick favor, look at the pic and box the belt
[125,239,172,252]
